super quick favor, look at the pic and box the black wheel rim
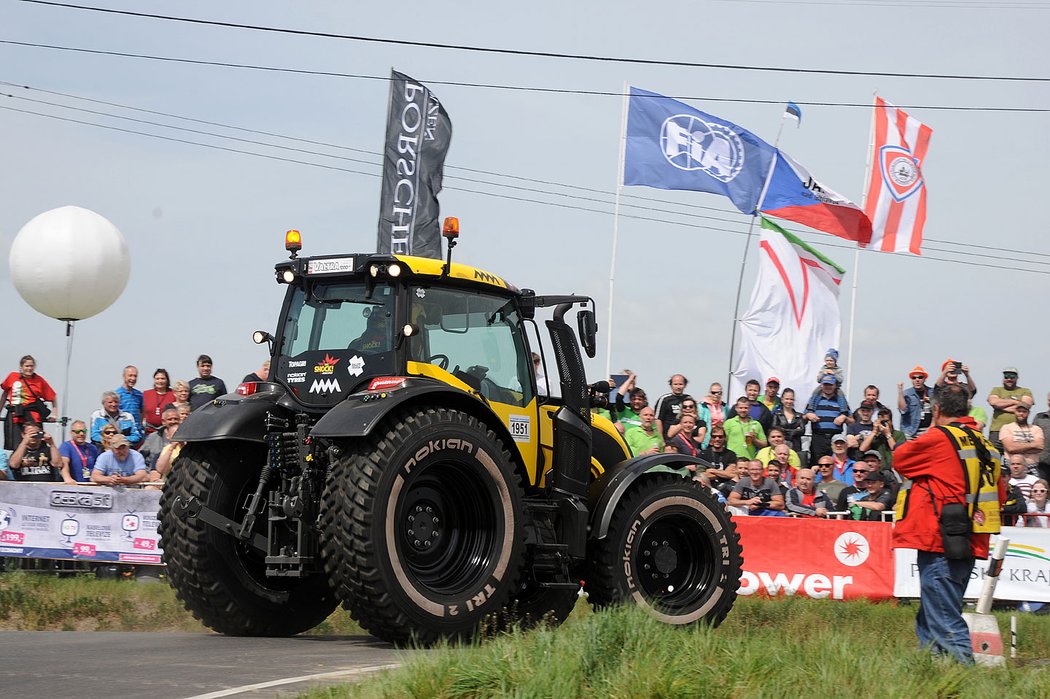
[634,509,717,610]
[397,460,500,596]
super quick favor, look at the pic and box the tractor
[157,221,742,644]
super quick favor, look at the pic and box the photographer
[935,359,977,398]
[891,384,1007,664]
[859,408,907,467]
[727,460,786,516]
[9,421,61,482]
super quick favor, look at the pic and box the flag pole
[726,110,790,393]
[605,81,629,380]
[845,92,878,398]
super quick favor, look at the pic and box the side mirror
[577,309,597,359]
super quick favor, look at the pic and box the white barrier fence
[0,481,162,565]
[894,527,1050,602]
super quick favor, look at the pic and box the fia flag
[623,87,775,214]
[730,217,845,401]
[863,96,932,255]
[376,70,452,259]
[760,151,872,245]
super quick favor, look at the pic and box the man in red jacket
[892,383,1007,664]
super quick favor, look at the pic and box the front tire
[158,443,337,636]
[321,407,526,645]
[586,474,742,626]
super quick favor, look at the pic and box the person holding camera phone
[1,355,57,450]
[891,384,1007,664]
[859,408,907,467]
[935,358,977,398]
[9,421,61,482]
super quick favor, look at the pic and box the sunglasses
[818,463,834,467]
[910,374,925,379]
[71,429,86,434]
[103,431,118,436]
[854,469,871,474]
[711,391,722,395]
[1004,374,1018,378]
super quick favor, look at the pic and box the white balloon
[9,206,130,321]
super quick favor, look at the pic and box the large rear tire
[586,474,742,626]
[321,407,525,645]
[158,443,337,636]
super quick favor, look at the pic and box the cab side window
[411,287,533,407]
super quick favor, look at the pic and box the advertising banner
[735,517,895,600]
[894,528,1050,602]
[0,482,163,565]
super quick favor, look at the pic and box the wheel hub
[407,504,442,550]
[642,539,678,579]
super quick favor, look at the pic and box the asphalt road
[0,631,410,698]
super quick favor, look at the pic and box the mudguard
[174,391,296,444]
[587,454,714,540]
[310,380,514,448]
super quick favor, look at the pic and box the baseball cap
[909,365,928,380]
[1003,366,1019,375]
[831,434,848,444]
[863,449,883,461]
[820,374,838,385]
[766,376,780,386]
[110,434,130,448]
[859,400,876,410]
[1015,403,1031,412]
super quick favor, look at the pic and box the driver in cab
[350,310,391,352]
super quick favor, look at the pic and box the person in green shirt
[624,406,666,456]
[723,397,767,459]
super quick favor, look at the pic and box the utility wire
[4,84,1048,265]
[3,42,1046,113]
[15,1,1050,82]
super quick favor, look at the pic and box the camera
[952,361,962,372]
[34,432,45,439]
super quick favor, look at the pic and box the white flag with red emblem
[730,218,845,400]
[863,96,932,255]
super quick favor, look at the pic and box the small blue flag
[623,87,776,214]
[784,102,802,126]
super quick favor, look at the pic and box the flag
[863,96,932,255]
[730,217,845,401]
[784,102,802,126]
[376,70,452,259]
[760,150,872,245]
[623,87,776,214]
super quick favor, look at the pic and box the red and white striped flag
[863,97,932,255]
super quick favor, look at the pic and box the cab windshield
[281,282,395,356]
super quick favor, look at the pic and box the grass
[0,570,364,634]
[300,597,1050,699]
[5,572,1050,697]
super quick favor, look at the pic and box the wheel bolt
[643,564,650,570]
[662,541,669,547]
[424,541,431,547]
[426,506,433,513]
[408,514,415,522]
[415,505,423,513]
[414,539,421,547]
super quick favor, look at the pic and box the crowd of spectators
[0,353,265,486]
[599,355,1050,525]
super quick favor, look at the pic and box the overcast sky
[2,0,1048,429]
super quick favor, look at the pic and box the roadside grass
[6,571,1050,697]
[302,597,1050,699]
[0,571,364,634]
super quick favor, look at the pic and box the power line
[4,83,1048,266]
[2,42,1047,113]
[16,1,1050,82]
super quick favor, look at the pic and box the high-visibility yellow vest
[894,424,1002,534]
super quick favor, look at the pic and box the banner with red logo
[735,517,895,600]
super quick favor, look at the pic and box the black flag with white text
[376,70,452,259]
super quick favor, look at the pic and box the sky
[2,0,1048,434]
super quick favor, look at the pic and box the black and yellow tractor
[158,222,742,644]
